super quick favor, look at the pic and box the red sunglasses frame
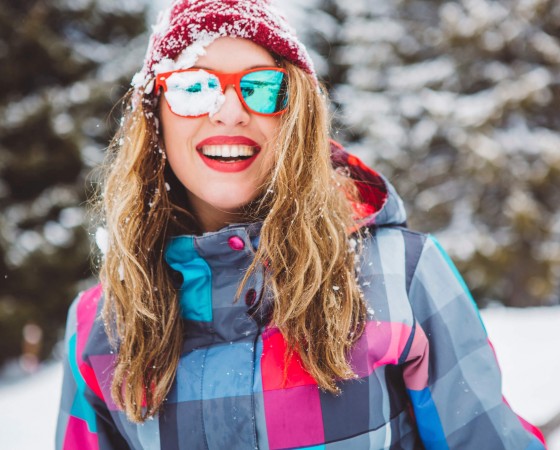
[154,67,289,117]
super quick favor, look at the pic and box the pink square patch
[263,385,325,449]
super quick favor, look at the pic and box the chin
[206,194,257,212]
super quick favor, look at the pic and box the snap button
[245,289,257,307]
[228,236,245,251]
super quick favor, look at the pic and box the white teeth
[201,145,256,157]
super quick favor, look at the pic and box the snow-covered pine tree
[0,0,149,367]
[313,0,560,307]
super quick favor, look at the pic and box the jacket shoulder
[363,225,428,290]
[358,226,428,330]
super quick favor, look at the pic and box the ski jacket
[56,144,546,449]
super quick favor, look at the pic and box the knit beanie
[132,0,316,91]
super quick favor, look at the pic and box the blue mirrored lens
[240,70,288,114]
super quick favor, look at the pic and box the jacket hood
[329,140,406,229]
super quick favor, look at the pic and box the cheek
[259,118,281,170]
[160,99,199,143]
[257,115,281,146]
[161,110,201,157]
[262,115,282,138]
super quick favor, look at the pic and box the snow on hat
[132,0,316,91]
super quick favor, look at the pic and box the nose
[209,85,250,127]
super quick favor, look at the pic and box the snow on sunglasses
[154,67,289,117]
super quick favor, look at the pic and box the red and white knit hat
[132,0,316,90]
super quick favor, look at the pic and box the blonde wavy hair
[98,61,367,423]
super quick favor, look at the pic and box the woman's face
[160,37,281,232]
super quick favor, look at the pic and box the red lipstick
[196,136,261,173]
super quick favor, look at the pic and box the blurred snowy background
[0,0,558,447]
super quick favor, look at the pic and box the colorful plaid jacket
[56,146,546,449]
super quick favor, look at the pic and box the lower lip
[197,151,260,173]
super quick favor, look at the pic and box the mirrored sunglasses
[154,67,289,117]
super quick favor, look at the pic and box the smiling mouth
[200,145,259,162]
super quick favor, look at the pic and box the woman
[56,0,547,449]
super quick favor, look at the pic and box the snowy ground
[0,306,559,450]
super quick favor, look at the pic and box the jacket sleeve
[402,234,546,450]
[55,290,129,450]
